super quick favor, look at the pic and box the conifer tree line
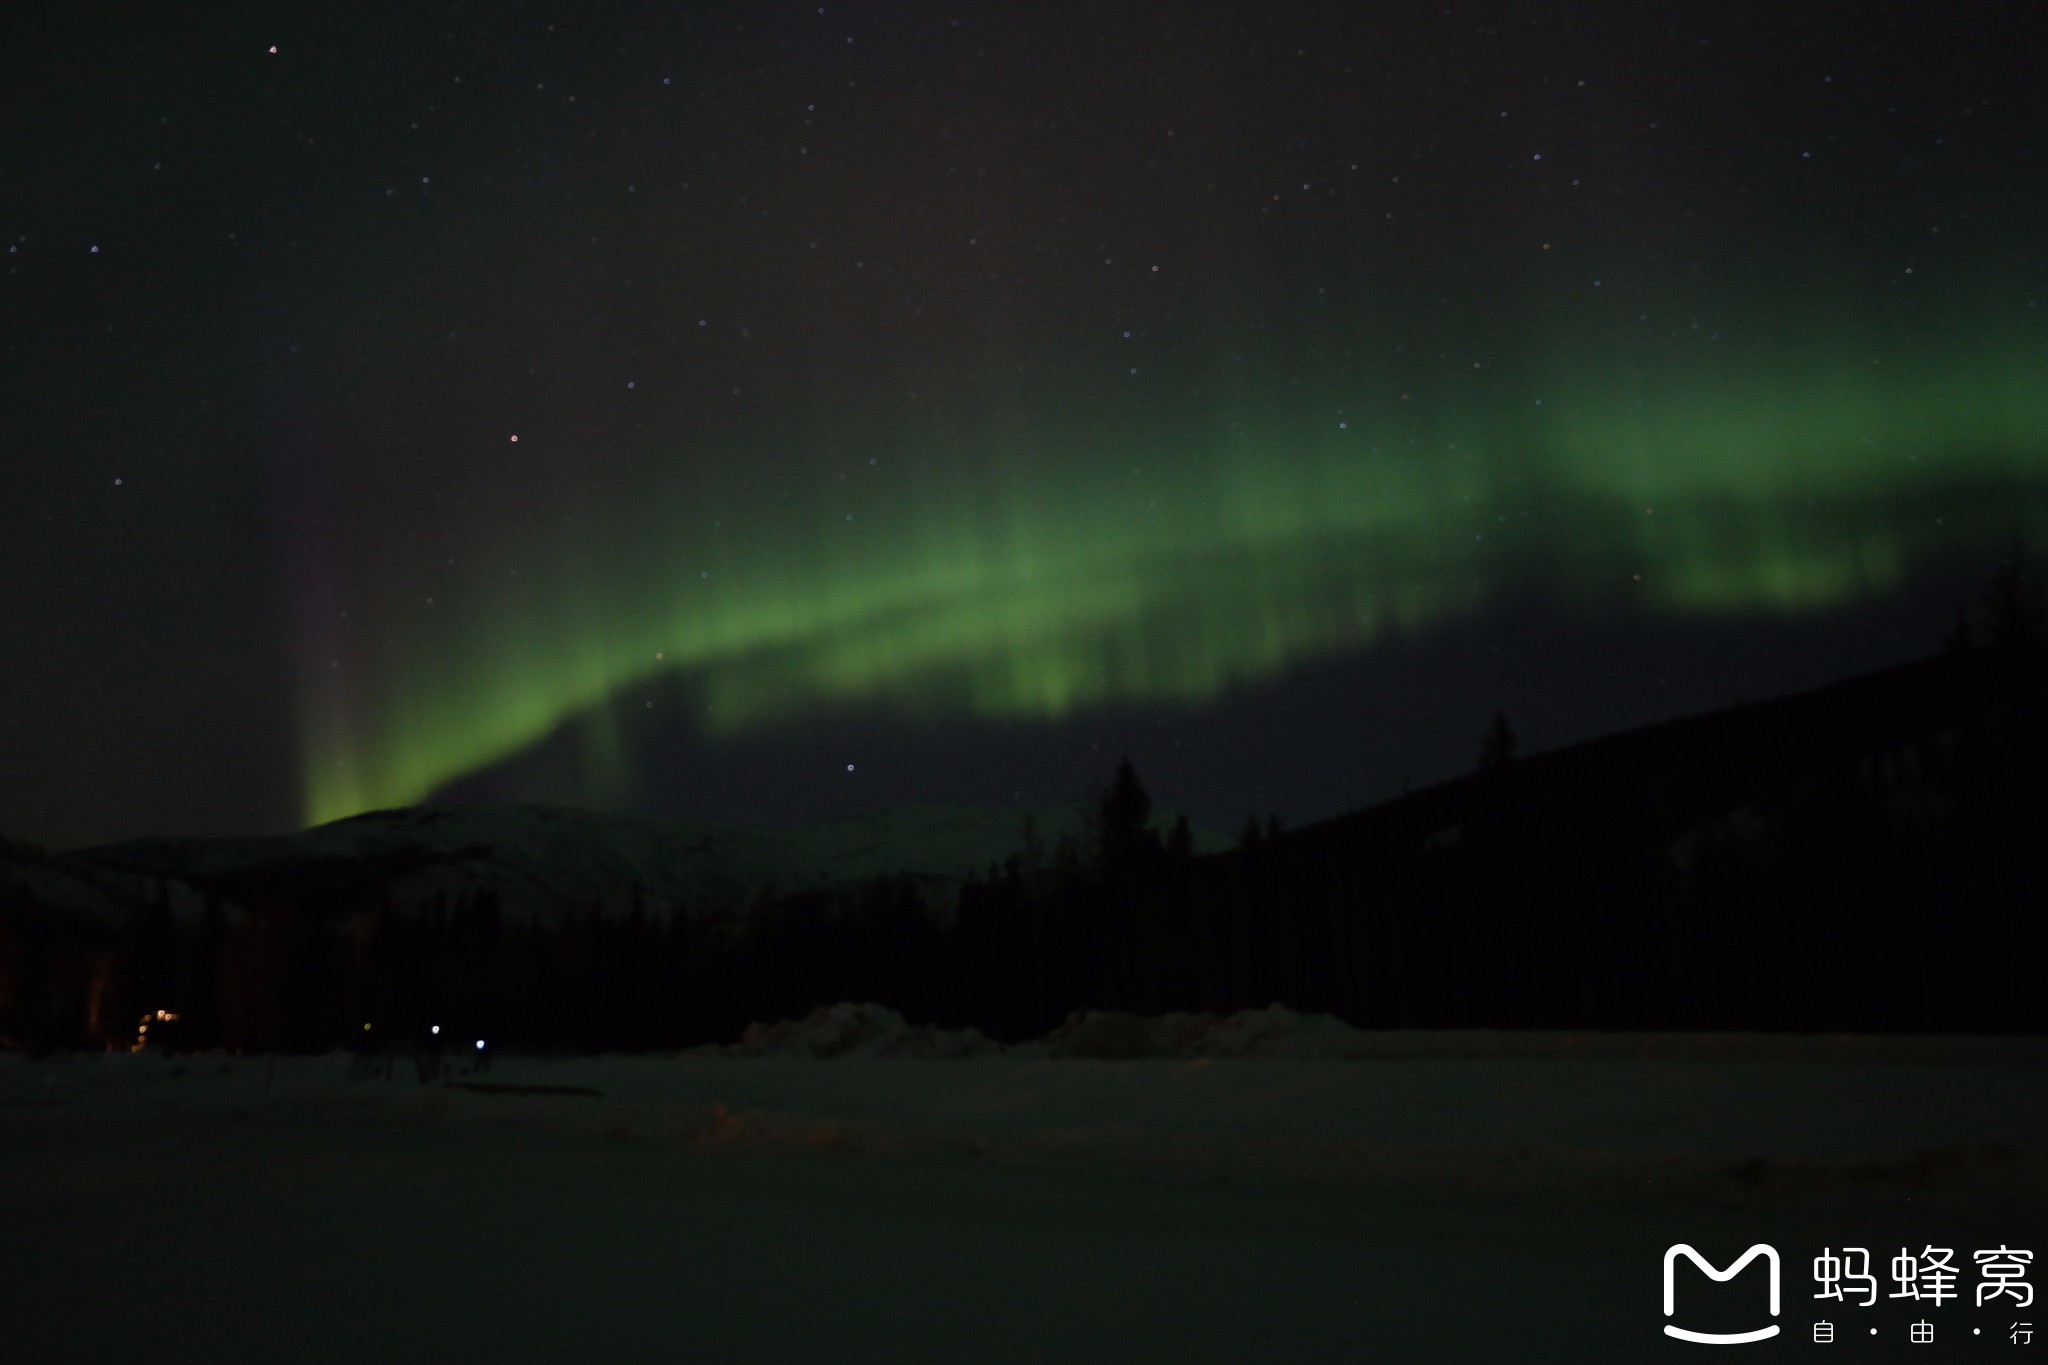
[2,567,2043,1052]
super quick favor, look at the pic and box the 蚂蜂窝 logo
[1663,1243,1781,1344]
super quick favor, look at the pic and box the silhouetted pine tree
[1236,812,1264,853]
[1982,559,2044,718]
[1478,710,1518,771]
[1093,757,1159,879]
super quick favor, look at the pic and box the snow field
[4,1025,2043,1362]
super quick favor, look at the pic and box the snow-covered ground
[4,1024,2044,1362]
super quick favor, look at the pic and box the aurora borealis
[298,323,2048,827]
[6,1,2046,846]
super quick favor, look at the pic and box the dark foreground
[3,1040,2043,1362]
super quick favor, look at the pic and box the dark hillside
[4,644,2040,1051]
[1189,646,2042,1033]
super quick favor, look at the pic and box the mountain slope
[58,802,1130,924]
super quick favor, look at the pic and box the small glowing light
[508,434,519,442]
[475,1039,485,1050]
[268,45,277,54]
[431,1025,441,1035]
[845,763,855,772]
[362,1022,373,1031]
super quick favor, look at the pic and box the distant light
[509,434,519,442]
[431,1025,440,1035]
[475,1039,485,1050]
[363,1022,372,1031]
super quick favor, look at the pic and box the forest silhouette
[3,568,2044,1052]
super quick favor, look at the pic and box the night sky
[5,2,2045,849]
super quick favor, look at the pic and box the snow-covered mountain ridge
[15,801,1219,924]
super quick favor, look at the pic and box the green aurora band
[297,331,2048,827]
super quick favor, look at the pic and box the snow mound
[1197,1004,1375,1057]
[1043,1005,1373,1058]
[1041,1009,1220,1058]
[734,1002,998,1059]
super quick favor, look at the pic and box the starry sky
[5,1,2045,848]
